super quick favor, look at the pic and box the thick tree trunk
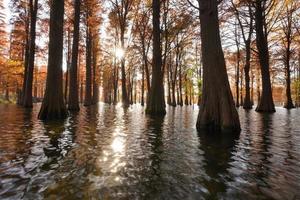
[255,1,275,112]
[68,0,81,111]
[38,0,67,120]
[146,0,166,115]
[23,0,38,108]
[196,0,240,133]
[84,29,92,106]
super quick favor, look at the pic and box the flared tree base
[68,104,80,111]
[284,101,295,109]
[38,105,67,120]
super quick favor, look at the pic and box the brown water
[0,103,299,200]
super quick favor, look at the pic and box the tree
[254,0,275,112]
[146,0,166,115]
[189,0,240,133]
[68,0,81,111]
[279,1,297,109]
[38,0,67,120]
[23,0,38,107]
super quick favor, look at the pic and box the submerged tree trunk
[254,1,275,112]
[196,0,240,133]
[23,0,38,108]
[68,0,81,111]
[146,0,166,115]
[38,0,67,120]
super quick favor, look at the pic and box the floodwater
[0,103,299,200]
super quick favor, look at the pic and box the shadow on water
[144,115,165,199]
[197,131,239,199]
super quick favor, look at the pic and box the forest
[0,0,300,199]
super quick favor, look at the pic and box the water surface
[0,103,299,199]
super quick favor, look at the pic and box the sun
[115,47,125,60]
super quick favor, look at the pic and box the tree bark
[68,0,81,111]
[38,0,67,120]
[23,0,38,108]
[196,0,240,133]
[254,0,275,112]
[146,0,166,115]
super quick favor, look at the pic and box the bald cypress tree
[146,0,166,115]
[23,0,38,108]
[38,0,67,120]
[254,0,275,112]
[68,0,81,111]
[195,0,240,133]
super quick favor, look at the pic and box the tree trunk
[235,26,240,107]
[92,39,99,105]
[5,83,9,101]
[196,0,240,133]
[167,62,172,105]
[113,58,118,104]
[243,42,252,109]
[38,0,67,120]
[65,29,71,104]
[68,0,81,111]
[21,11,30,105]
[146,0,166,115]
[23,0,38,108]
[179,62,183,106]
[84,29,92,106]
[120,30,129,106]
[141,63,145,106]
[254,1,275,112]
[284,47,294,109]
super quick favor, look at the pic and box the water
[0,103,300,200]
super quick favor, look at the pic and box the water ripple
[0,104,299,199]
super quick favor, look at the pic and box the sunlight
[111,136,124,153]
[115,47,125,60]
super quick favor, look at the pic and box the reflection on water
[0,104,300,199]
